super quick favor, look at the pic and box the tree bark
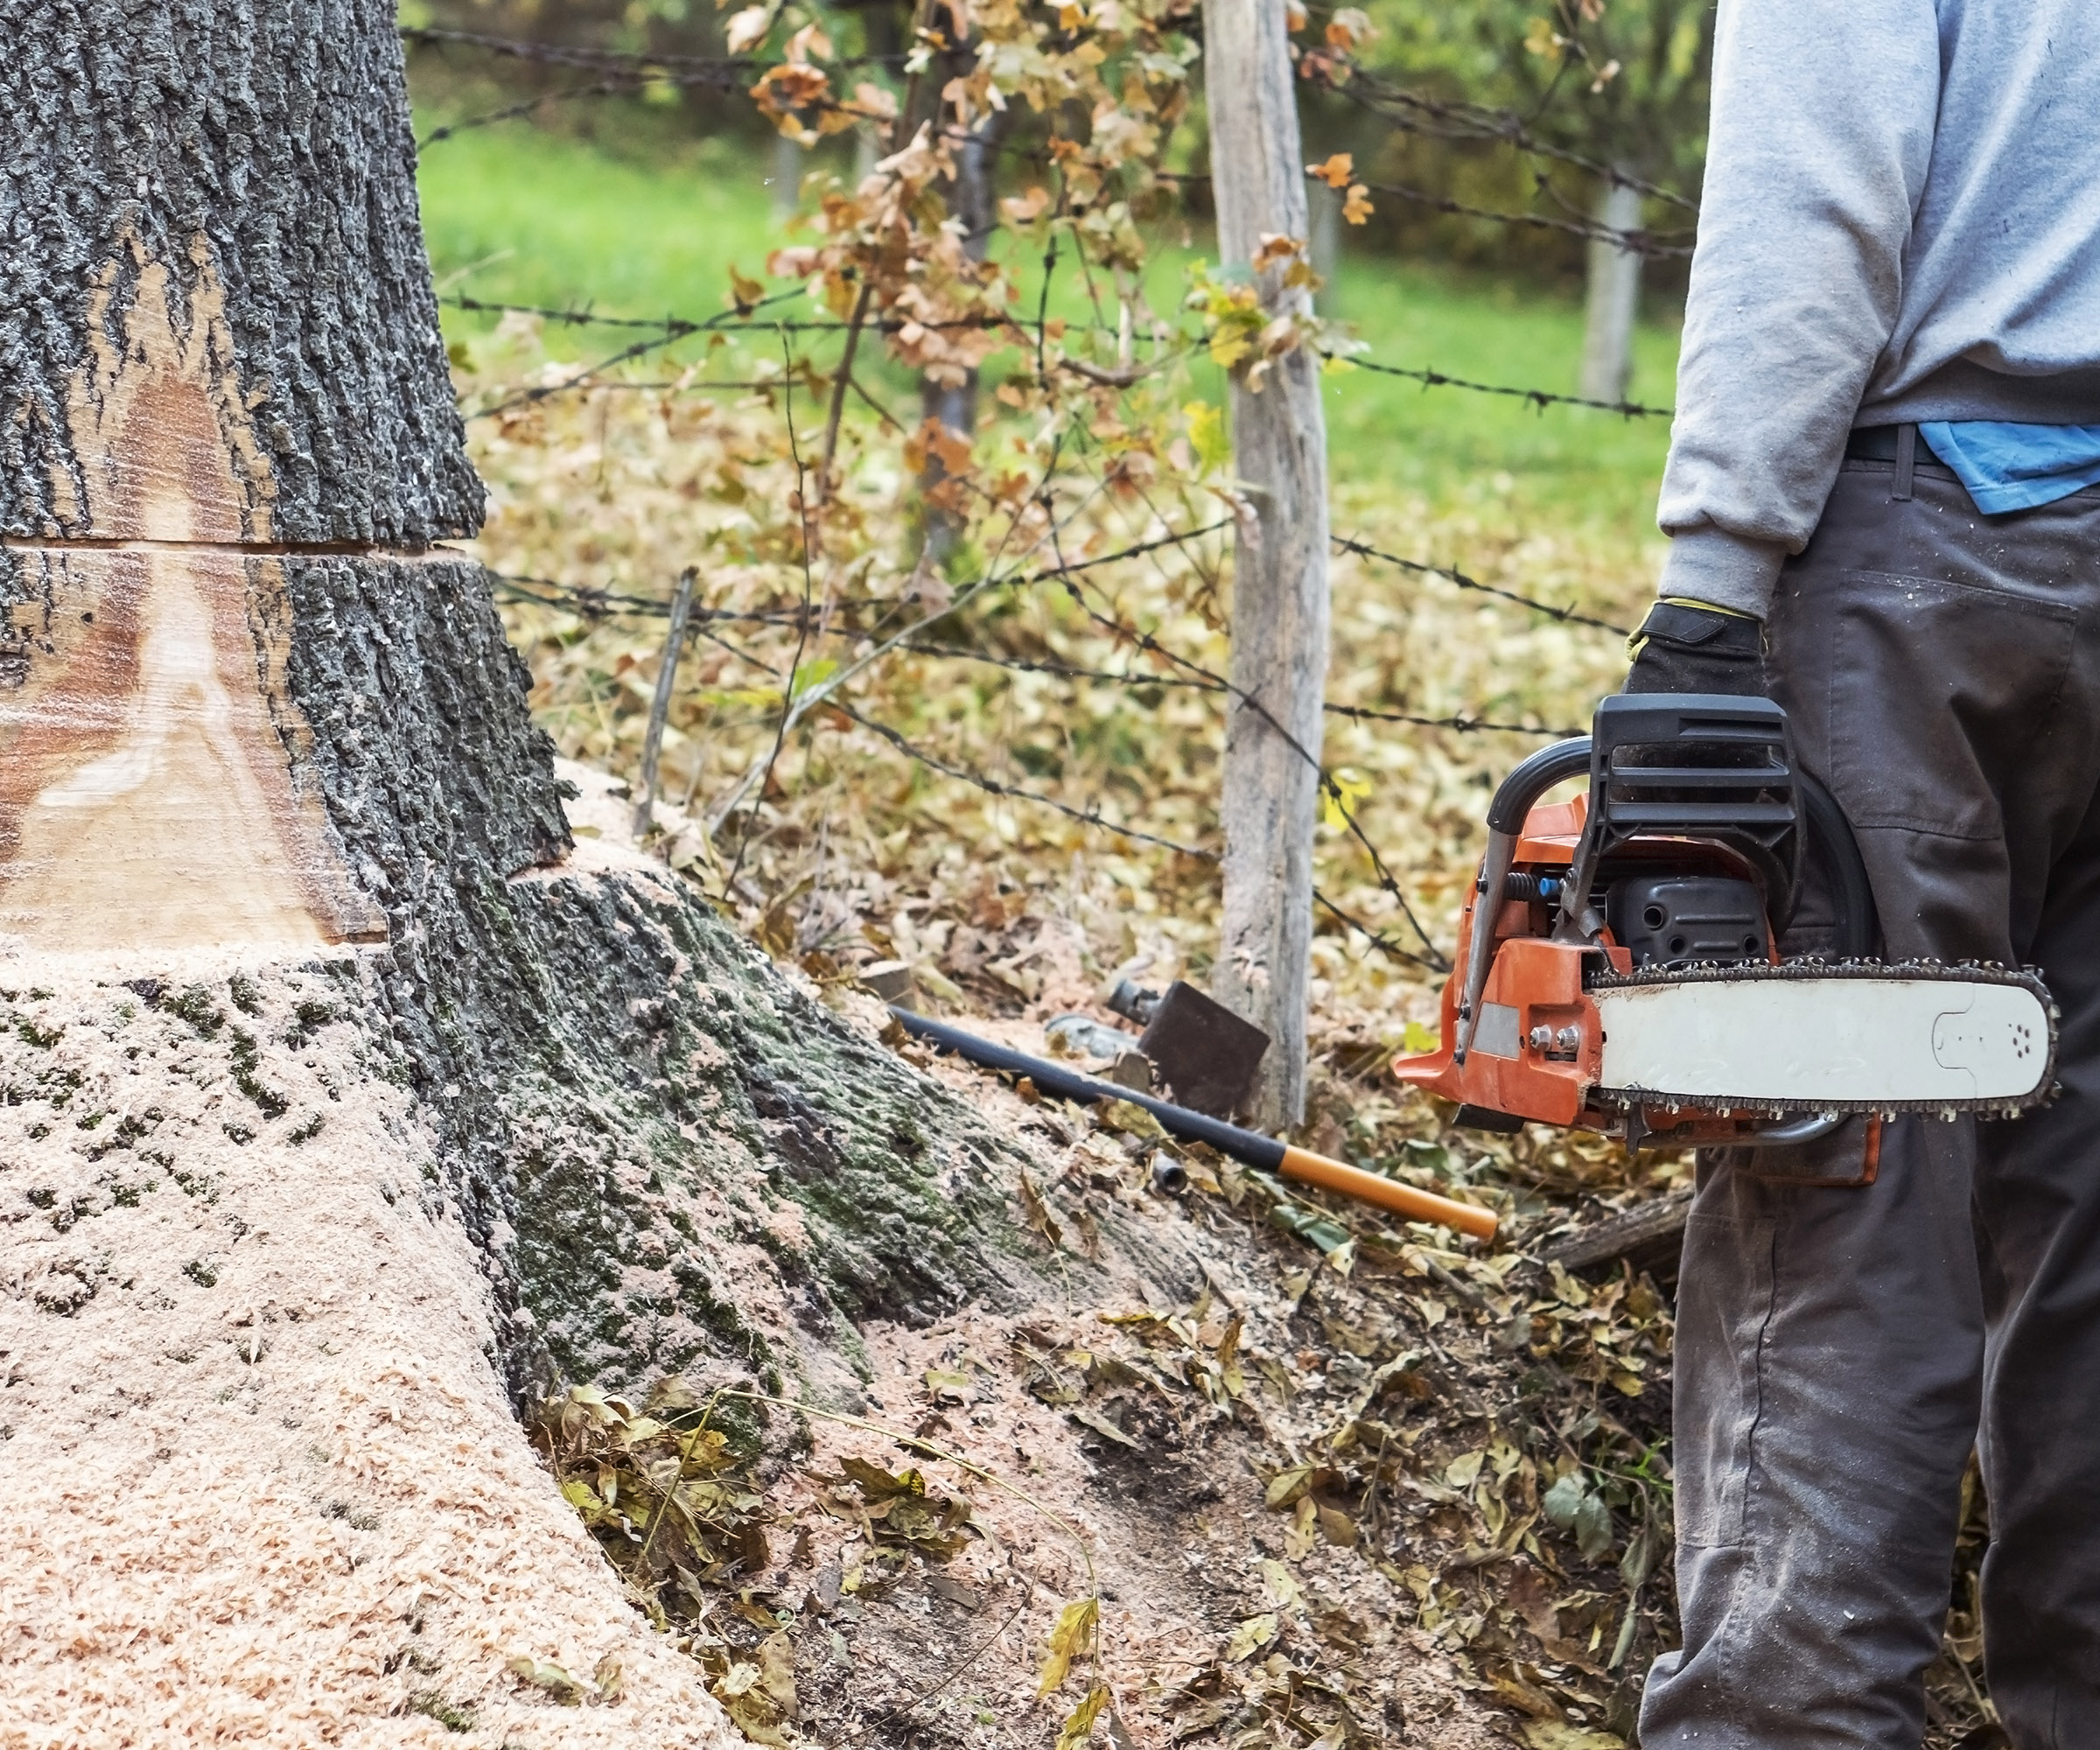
[1308,176,1342,312]
[0,4,1039,1732]
[770,128,803,222]
[1579,177,1645,405]
[916,100,1002,564]
[1201,0,1332,1129]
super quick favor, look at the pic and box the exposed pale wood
[0,254,379,950]
[1201,0,1332,1127]
[0,546,383,949]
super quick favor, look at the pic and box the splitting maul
[1392,694,2059,1151]
[891,1008,1500,1241]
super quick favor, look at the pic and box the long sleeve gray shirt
[1658,0,2100,615]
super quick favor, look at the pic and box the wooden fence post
[634,567,699,838]
[1202,0,1332,1128]
[1580,177,1644,403]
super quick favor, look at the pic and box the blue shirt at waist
[1919,421,2100,514]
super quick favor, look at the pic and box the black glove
[1623,600,1768,696]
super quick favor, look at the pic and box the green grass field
[415,112,1678,545]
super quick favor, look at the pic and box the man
[1618,4,2100,1743]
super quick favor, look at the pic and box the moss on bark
[276,553,1040,1406]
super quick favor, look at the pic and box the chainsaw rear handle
[1459,735,1592,1060]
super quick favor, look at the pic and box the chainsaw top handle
[1485,735,1593,834]
[1559,694,1801,940]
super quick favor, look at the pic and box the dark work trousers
[1639,456,2100,1747]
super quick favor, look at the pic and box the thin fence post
[1581,176,1645,403]
[1201,0,1332,1129]
[634,566,700,839]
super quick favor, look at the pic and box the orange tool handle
[1279,1145,1500,1242]
[892,1007,1500,1244]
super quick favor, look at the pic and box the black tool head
[1138,981,1270,1120]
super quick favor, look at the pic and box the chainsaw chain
[1585,956,2061,1118]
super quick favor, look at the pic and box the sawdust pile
[0,943,740,1747]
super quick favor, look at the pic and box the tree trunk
[770,128,803,222]
[916,102,1001,565]
[1580,177,1645,405]
[0,4,1037,1734]
[1308,176,1342,312]
[1201,0,1332,1130]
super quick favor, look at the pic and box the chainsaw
[1392,694,2058,1150]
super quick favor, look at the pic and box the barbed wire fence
[408,17,1682,984]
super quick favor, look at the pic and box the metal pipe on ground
[890,1009,1498,1242]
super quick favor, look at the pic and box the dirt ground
[680,1012,1654,1750]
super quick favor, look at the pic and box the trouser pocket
[1823,571,2074,842]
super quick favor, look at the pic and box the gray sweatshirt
[1658,0,2100,615]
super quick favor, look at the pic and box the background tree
[1360,0,1712,398]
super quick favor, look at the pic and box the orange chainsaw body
[1392,795,1623,1129]
[1390,695,1898,1146]
[1393,792,1779,1144]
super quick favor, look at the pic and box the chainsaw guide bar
[1586,957,2060,1118]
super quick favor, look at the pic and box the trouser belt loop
[1894,423,1917,501]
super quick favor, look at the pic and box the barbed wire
[458,289,808,420]
[1327,697,1580,737]
[1351,176,1695,258]
[828,704,1441,968]
[418,81,633,148]
[444,291,1668,425]
[1346,357,1671,419]
[1319,63,1701,215]
[401,23,897,78]
[446,295,713,333]
[833,702,1214,861]
[486,568,1586,738]
[486,570,906,622]
[1332,533,1630,637]
[446,292,1086,420]
[484,521,1236,626]
[891,639,1578,737]
[443,291,1094,341]
[1155,167,1691,260]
